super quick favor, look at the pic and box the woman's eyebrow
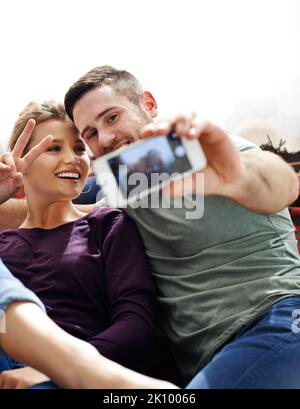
[49,137,85,145]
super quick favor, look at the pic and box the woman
[0,101,159,388]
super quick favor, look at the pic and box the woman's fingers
[12,119,36,159]
[21,135,53,170]
[12,172,23,188]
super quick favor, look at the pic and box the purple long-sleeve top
[0,208,157,368]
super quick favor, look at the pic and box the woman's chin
[53,189,82,202]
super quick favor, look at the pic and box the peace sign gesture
[0,119,53,204]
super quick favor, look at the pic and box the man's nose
[98,131,117,151]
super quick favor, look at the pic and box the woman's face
[23,119,90,201]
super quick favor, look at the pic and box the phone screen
[107,132,193,198]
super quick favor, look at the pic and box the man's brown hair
[64,65,143,121]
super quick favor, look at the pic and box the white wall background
[1,0,300,151]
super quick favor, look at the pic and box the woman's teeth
[57,172,80,179]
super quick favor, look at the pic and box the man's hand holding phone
[94,121,206,208]
[140,114,243,198]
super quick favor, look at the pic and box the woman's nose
[63,151,80,164]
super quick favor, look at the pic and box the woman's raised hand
[0,119,53,204]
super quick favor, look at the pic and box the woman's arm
[0,301,177,389]
[87,211,157,370]
[0,256,175,388]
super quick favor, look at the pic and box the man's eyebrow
[81,107,118,137]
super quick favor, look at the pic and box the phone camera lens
[169,131,177,140]
[174,146,185,157]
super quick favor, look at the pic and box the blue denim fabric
[0,347,58,389]
[187,296,300,389]
[28,381,58,389]
[0,347,25,371]
[0,258,45,315]
[0,259,55,388]
[73,176,102,205]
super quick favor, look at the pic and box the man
[63,65,300,388]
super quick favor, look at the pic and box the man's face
[73,85,154,158]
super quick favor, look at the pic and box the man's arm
[0,199,27,229]
[142,117,299,214]
[219,150,299,214]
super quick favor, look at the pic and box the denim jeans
[0,347,58,389]
[0,347,25,371]
[187,295,300,389]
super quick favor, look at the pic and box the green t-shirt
[124,135,300,382]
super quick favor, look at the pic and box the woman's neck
[21,199,86,229]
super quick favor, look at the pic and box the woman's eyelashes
[47,145,60,152]
[47,145,86,154]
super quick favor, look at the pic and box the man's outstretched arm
[220,149,299,214]
[142,117,299,214]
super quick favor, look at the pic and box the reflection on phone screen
[108,132,192,197]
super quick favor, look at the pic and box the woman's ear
[140,91,158,119]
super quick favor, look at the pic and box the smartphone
[93,131,206,207]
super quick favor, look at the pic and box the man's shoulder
[229,133,260,152]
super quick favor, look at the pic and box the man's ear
[140,91,158,119]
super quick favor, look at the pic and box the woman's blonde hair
[9,101,68,154]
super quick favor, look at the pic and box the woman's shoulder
[0,228,26,251]
[82,208,137,245]
[82,207,131,227]
[0,227,22,239]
